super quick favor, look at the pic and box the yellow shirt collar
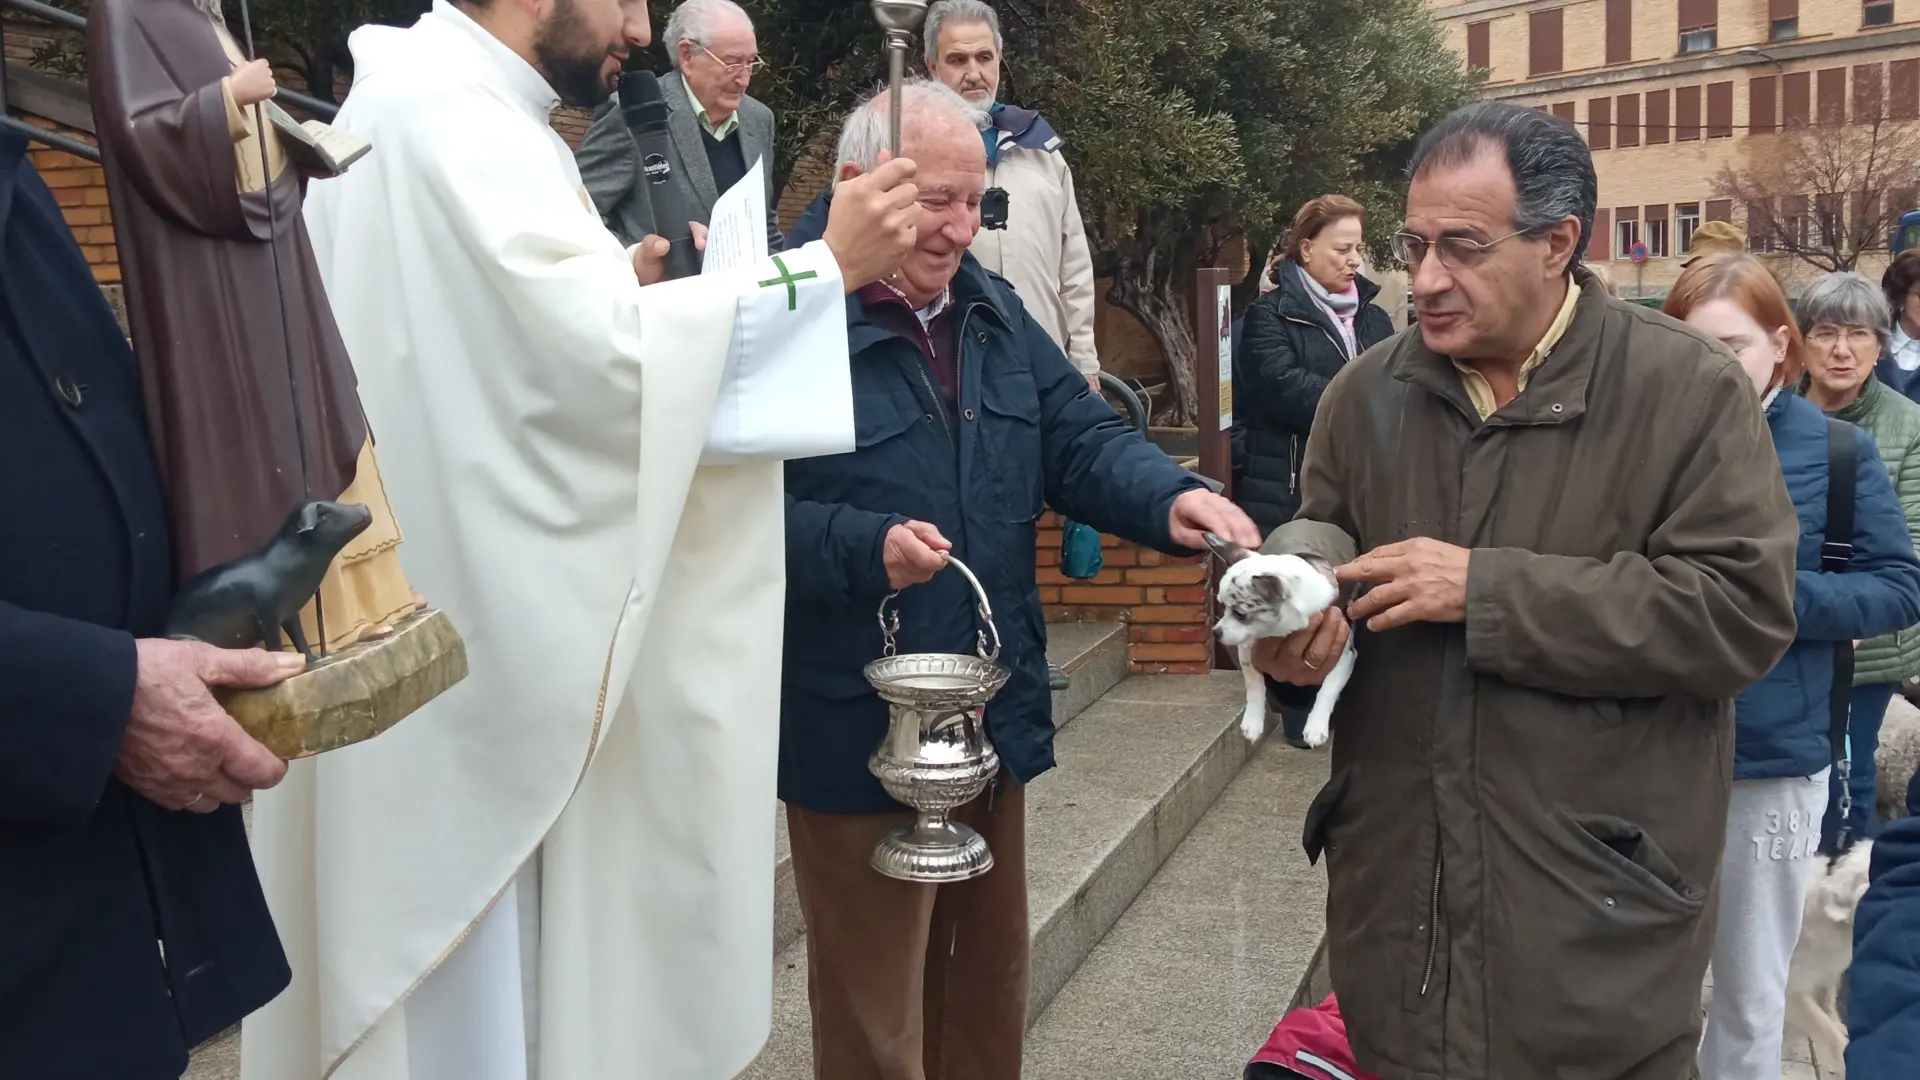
[1453,278,1581,421]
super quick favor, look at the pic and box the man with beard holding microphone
[242,2,921,1078]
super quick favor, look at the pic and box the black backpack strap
[1825,418,1857,802]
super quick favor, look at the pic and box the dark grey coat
[574,72,782,250]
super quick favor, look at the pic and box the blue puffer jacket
[1848,771,1920,1071]
[778,193,1204,812]
[1735,391,1920,780]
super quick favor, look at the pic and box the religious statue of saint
[87,0,419,652]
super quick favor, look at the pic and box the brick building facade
[1430,0,1920,298]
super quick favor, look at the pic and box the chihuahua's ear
[296,500,323,534]
[1203,532,1254,565]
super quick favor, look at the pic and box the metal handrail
[0,0,339,162]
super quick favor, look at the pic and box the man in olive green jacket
[1253,103,1798,1080]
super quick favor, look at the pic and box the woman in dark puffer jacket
[1232,195,1395,537]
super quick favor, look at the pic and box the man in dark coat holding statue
[0,133,297,1079]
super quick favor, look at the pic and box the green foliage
[1015,0,1475,284]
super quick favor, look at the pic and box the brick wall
[1035,510,1214,675]
[15,117,117,284]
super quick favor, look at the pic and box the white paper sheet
[701,158,769,275]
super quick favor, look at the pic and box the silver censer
[864,555,1010,882]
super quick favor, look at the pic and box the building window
[1589,98,1612,150]
[1467,22,1490,72]
[1785,71,1812,126]
[1866,1,1895,29]
[1678,203,1703,253]
[1616,216,1639,258]
[1606,0,1632,65]
[1647,89,1671,143]
[1646,217,1670,259]
[1752,76,1779,134]
[1677,85,1703,141]
[1858,63,1887,122]
[1590,208,1613,261]
[1748,201,1776,253]
[1617,94,1641,147]
[1819,68,1848,124]
[1530,8,1565,77]
[1707,81,1734,137]
[1771,1,1799,40]
[1680,0,1718,53]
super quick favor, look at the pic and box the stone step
[740,671,1258,1079]
[1021,737,1329,1078]
[770,620,1128,956]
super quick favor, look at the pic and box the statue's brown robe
[88,0,413,649]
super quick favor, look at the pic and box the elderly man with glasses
[1247,102,1800,1080]
[575,0,782,252]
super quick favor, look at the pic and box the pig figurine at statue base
[164,499,374,662]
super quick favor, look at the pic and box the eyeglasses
[1805,325,1881,349]
[702,46,766,77]
[1391,229,1528,270]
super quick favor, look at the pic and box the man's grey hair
[834,77,988,175]
[196,0,225,17]
[1799,271,1893,343]
[664,0,753,68]
[924,0,1004,65]
[1407,101,1599,269]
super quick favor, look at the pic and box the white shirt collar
[431,0,559,119]
[1894,323,1920,371]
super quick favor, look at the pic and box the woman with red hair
[1663,253,1920,1079]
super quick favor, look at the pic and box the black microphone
[617,71,701,281]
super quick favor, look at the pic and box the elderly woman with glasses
[1798,270,1920,853]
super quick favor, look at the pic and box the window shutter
[1590,208,1612,261]
[1647,90,1671,143]
[1706,199,1733,223]
[1892,60,1920,119]
[1752,76,1778,134]
[1589,98,1612,149]
[1770,0,1797,19]
[1818,68,1847,124]
[1553,101,1577,123]
[1678,0,1717,32]
[1606,0,1632,65]
[1645,204,1670,223]
[1857,64,1886,122]
[1530,8,1564,77]
[1677,85,1702,141]
[1467,22,1490,71]
[1617,94,1641,147]
[1706,82,1733,138]
[1784,71,1811,126]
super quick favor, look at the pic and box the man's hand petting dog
[1250,608,1349,687]
[1338,537,1470,632]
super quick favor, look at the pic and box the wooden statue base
[217,608,467,760]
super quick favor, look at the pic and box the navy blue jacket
[780,193,1203,811]
[1734,391,1920,780]
[0,136,289,1078]
[1848,771,1920,1071]
[1876,348,1920,405]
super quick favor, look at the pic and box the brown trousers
[785,782,1030,1080]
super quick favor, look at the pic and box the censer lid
[864,652,1010,707]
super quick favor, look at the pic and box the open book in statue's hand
[265,100,371,177]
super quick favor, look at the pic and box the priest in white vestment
[239,1,920,1078]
